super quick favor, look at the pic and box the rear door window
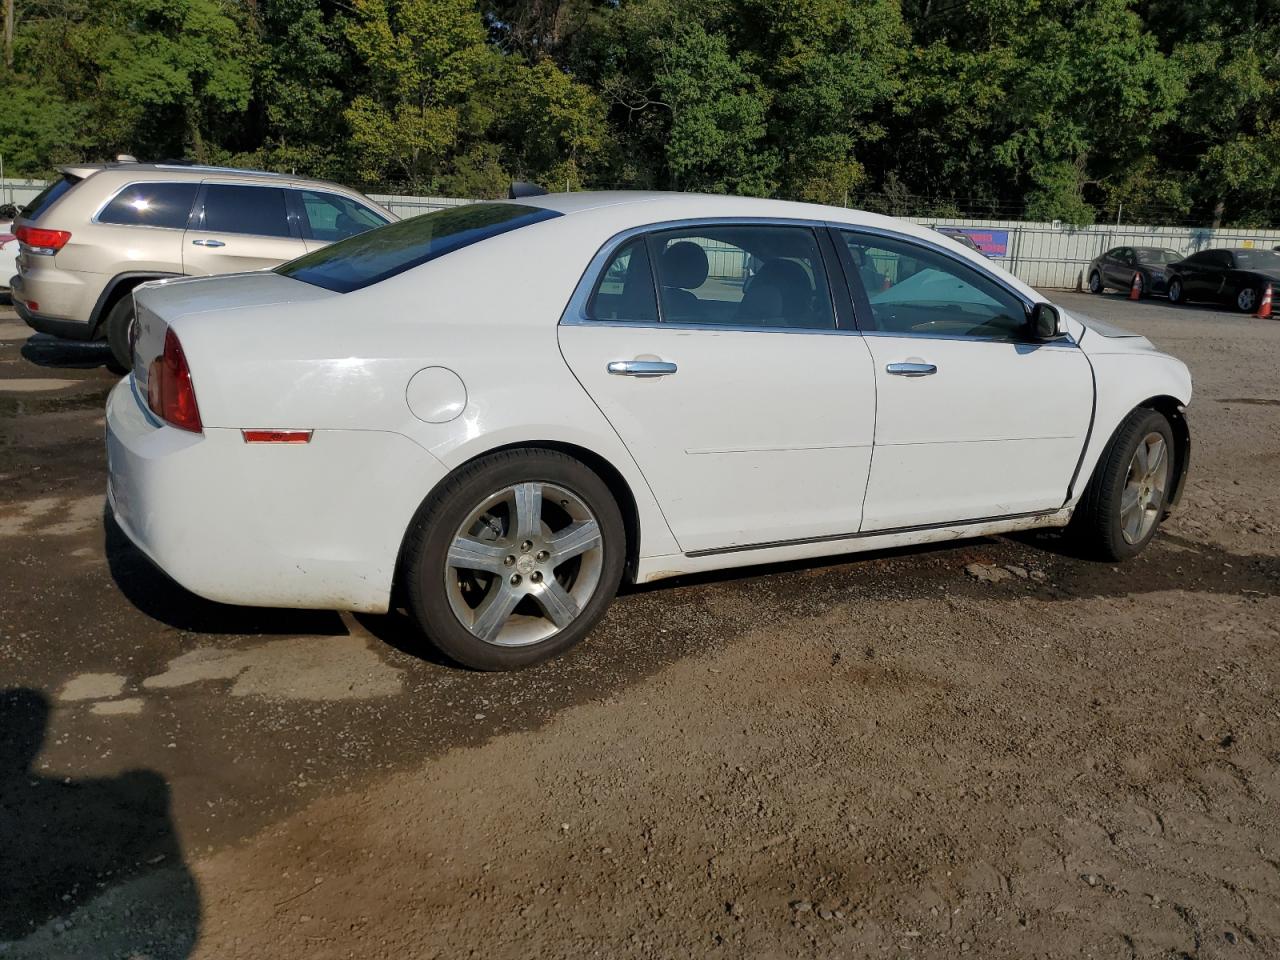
[297,190,388,242]
[198,184,294,238]
[277,202,560,293]
[646,225,835,329]
[20,174,81,222]
[98,182,198,229]
[586,238,659,323]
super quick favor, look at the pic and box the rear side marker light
[15,226,72,254]
[242,430,313,444]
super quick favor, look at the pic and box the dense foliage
[1,0,1277,224]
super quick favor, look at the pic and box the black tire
[401,448,626,670]
[104,296,135,374]
[1069,408,1175,561]
[1167,277,1185,305]
[1235,285,1259,314]
[1088,270,1103,294]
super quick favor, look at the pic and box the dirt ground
[1,289,1278,960]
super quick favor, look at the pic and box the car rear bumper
[13,288,97,340]
[105,376,449,613]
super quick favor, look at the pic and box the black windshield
[277,203,560,293]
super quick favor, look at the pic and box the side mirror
[1028,302,1066,341]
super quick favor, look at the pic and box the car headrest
[661,241,709,290]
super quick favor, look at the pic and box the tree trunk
[1211,197,1224,230]
[4,0,15,70]
[188,112,208,164]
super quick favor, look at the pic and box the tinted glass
[1234,249,1280,270]
[299,190,387,242]
[20,175,80,221]
[648,225,834,329]
[1136,248,1181,264]
[586,238,658,323]
[1184,251,1214,266]
[98,182,198,229]
[842,232,1026,338]
[201,184,292,238]
[1211,251,1234,268]
[278,202,560,293]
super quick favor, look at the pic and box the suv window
[841,231,1027,339]
[98,182,198,229]
[277,202,560,293]
[200,184,293,238]
[648,225,835,329]
[20,174,81,221]
[586,238,658,323]
[298,190,387,242]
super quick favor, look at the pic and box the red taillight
[15,225,72,253]
[147,329,202,432]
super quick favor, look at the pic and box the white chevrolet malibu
[106,192,1192,669]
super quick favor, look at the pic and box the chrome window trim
[90,180,200,231]
[559,216,845,335]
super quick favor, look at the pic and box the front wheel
[1069,408,1175,561]
[1236,286,1259,313]
[1167,277,1185,305]
[401,449,625,670]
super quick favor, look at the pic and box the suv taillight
[147,329,202,433]
[15,225,72,254]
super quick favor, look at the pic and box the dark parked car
[1166,248,1280,313]
[1087,246,1182,296]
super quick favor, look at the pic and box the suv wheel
[104,297,136,374]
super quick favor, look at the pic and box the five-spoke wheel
[1070,407,1176,560]
[403,449,625,670]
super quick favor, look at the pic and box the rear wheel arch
[89,272,182,335]
[394,440,642,600]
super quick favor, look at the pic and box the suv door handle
[886,361,937,377]
[607,360,677,377]
[191,239,226,248]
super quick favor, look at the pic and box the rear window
[1234,249,1280,270]
[276,203,560,293]
[98,182,198,229]
[20,174,81,222]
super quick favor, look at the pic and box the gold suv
[10,162,394,369]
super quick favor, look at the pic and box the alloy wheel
[1120,432,1169,545]
[444,481,604,647]
[1237,287,1258,312]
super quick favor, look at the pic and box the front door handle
[608,360,677,378]
[191,239,226,248]
[886,361,937,377]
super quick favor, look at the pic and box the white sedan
[106,192,1192,670]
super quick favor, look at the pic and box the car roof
[510,190,954,236]
[56,162,356,192]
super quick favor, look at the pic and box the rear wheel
[104,296,135,374]
[1236,286,1259,313]
[1167,277,1185,305]
[1070,408,1175,561]
[1088,270,1103,294]
[402,449,625,670]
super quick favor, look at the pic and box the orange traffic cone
[1128,271,1142,301]
[1257,282,1273,319]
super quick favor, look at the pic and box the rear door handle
[608,360,677,377]
[191,239,226,248]
[886,361,937,377]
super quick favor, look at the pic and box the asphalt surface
[2,287,1278,958]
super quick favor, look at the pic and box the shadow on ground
[0,688,199,956]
